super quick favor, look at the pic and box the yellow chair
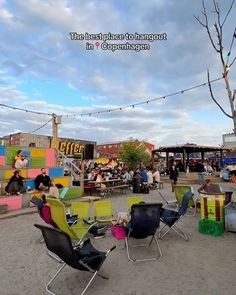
[47,198,96,243]
[173,185,196,215]
[71,202,90,220]
[94,200,113,223]
[127,196,144,211]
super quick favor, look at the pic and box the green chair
[60,186,82,200]
[94,200,113,223]
[127,196,144,211]
[47,198,96,244]
[71,202,90,220]
[173,185,196,215]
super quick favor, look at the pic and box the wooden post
[183,149,186,172]
[80,157,85,197]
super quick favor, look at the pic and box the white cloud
[0,0,235,147]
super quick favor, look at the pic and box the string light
[1,76,223,119]
[63,76,223,117]
[0,103,52,116]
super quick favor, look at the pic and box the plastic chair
[159,191,194,241]
[46,198,96,244]
[71,202,90,220]
[94,200,113,223]
[125,203,162,262]
[34,224,116,295]
[127,196,144,211]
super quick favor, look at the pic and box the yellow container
[53,177,70,187]
[5,169,27,179]
[30,148,45,158]
[200,193,225,222]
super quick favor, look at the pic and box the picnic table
[85,179,129,196]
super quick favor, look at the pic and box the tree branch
[222,0,235,26]
[194,0,220,53]
[229,56,236,67]
[207,69,233,118]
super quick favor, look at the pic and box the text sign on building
[59,141,84,156]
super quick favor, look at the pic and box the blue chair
[159,191,194,241]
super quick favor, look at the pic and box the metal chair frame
[159,215,189,241]
[159,191,194,241]
[125,203,162,262]
[35,224,115,295]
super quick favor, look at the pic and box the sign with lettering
[59,141,84,156]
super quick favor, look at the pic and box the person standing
[35,168,51,191]
[153,168,160,188]
[146,168,154,187]
[169,162,179,192]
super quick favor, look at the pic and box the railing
[55,149,81,180]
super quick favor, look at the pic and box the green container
[199,219,224,237]
[30,157,45,168]
[6,147,19,165]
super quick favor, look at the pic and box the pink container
[46,149,55,167]
[0,196,22,211]
[111,225,126,240]
[0,155,5,166]
[28,168,49,178]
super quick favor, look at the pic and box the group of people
[5,167,58,197]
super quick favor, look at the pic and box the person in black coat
[35,168,51,191]
[5,170,25,195]
[169,162,179,192]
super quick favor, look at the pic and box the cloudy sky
[0,0,236,148]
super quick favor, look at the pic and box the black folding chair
[125,203,162,262]
[34,224,116,295]
[159,191,194,241]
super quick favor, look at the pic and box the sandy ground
[0,183,236,295]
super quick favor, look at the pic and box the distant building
[223,133,236,148]
[96,140,155,159]
[2,132,96,159]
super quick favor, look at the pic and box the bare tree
[195,0,236,133]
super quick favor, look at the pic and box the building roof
[152,144,230,154]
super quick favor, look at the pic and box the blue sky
[0,0,236,147]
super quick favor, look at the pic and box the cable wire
[28,118,52,133]
[63,76,223,117]
[0,76,224,118]
[0,103,52,116]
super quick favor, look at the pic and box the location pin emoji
[95,41,100,49]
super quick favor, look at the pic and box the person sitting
[12,150,28,169]
[5,170,25,195]
[132,169,142,193]
[45,180,60,199]
[95,170,107,193]
[35,168,51,191]
[15,153,28,169]
[197,179,221,194]
[139,167,148,182]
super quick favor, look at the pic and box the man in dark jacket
[35,168,51,191]
[5,170,25,195]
